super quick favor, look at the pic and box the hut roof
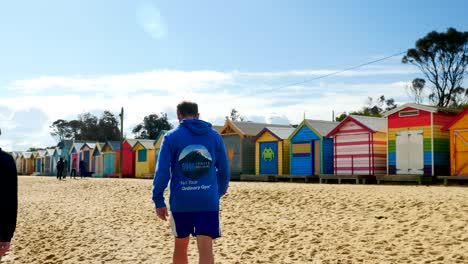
[125,139,139,147]
[212,125,223,132]
[266,126,296,139]
[45,148,55,156]
[20,152,32,158]
[441,107,468,131]
[134,139,155,150]
[383,103,461,117]
[103,141,121,151]
[350,115,387,133]
[69,142,84,154]
[304,119,339,136]
[230,121,291,136]
[36,150,47,157]
[326,115,387,137]
[81,142,97,150]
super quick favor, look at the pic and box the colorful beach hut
[122,139,138,178]
[44,148,55,175]
[52,148,62,175]
[91,143,105,177]
[326,115,387,175]
[80,142,96,174]
[69,142,84,174]
[254,126,295,175]
[35,150,47,174]
[441,108,468,176]
[132,139,156,178]
[219,120,292,180]
[384,103,459,176]
[289,119,338,176]
[101,141,121,177]
[20,152,34,175]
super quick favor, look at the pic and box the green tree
[50,110,121,142]
[406,78,426,104]
[402,27,468,107]
[335,95,397,121]
[226,108,245,121]
[132,113,173,139]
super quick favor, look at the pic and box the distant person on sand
[71,158,77,179]
[0,129,18,259]
[56,157,65,180]
[79,160,86,178]
[153,101,230,264]
[63,158,68,179]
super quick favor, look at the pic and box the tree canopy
[402,27,468,107]
[132,113,173,139]
[226,108,245,121]
[335,95,397,122]
[50,111,121,142]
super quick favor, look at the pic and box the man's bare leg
[173,237,190,264]
[197,235,214,264]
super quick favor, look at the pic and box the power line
[232,51,407,100]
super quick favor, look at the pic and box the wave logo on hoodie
[178,144,212,179]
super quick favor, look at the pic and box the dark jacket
[0,148,18,242]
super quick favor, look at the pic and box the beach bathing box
[254,126,295,175]
[58,140,75,171]
[289,119,338,176]
[326,115,387,175]
[122,139,138,177]
[80,142,96,173]
[69,142,84,173]
[35,150,47,174]
[20,152,34,175]
[153,130,168,168]
[91,143,105,177]
[52,148,62,175]
[384,103,459,176]
[101,141,121,177]
[219,120,292,180]
[44,148,55,175]
[132,139,156,178]
[441,108,468,176]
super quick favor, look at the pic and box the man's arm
[215,135,230,197]
[152,136,172,210]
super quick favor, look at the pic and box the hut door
[454,130,468,175]
[260,142,278,174]
[291,141,313,175]
[84,151,90,171]
[396,130,423,174]
[104,153,115,175]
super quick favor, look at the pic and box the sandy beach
[1,177,467,263]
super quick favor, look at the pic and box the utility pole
[119,107,124,178]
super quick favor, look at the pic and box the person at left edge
[0,128,18,257]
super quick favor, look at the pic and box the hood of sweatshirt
[180,118,213,135]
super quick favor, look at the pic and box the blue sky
[0,0,467,151]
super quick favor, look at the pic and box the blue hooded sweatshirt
[152,118,230,212]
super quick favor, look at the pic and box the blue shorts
[170,211,221,239]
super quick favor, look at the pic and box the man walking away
[153,101,230,264]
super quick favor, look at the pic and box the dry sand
[1,177,468,263]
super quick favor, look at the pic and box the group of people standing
[56,158,87,180]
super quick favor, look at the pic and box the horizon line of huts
[9,103,468,180]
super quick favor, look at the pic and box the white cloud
[0,67,415,151]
